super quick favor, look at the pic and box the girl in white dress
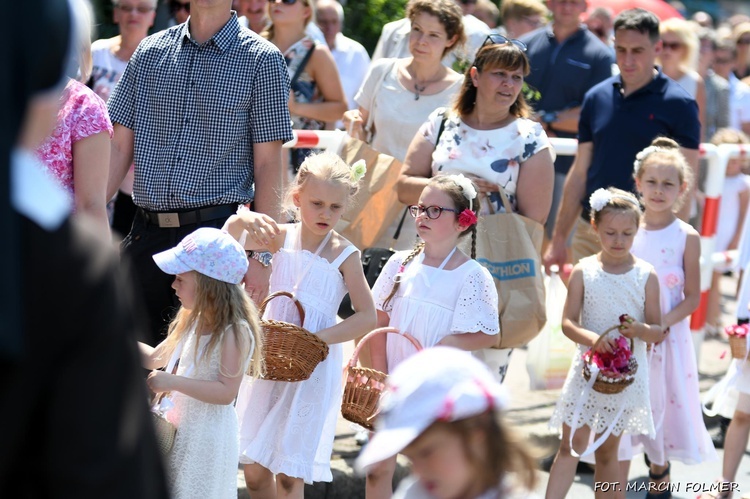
[224,151,377,499]
[546,188,664,499]
[366,174,500,499]
[139,227,264,499]
[630,138,717,495]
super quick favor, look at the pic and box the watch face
[257,252,272,266]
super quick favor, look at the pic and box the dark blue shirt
[578,67,700,218]
[521,25,614,174]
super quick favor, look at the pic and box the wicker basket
[582,325,639,395]
[258,291,329,382]
[151,394,176,455]
[729,333,748,360]
[341,327,422,431]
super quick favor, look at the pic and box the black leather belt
[139,204,237,228]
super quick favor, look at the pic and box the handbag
[465,187,546,349]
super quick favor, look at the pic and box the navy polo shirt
[521,25,614,175]
[578,67,700,218]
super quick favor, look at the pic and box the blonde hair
[383,175,480,309]
[590,187,642,228]
[283,151,362,220]
[660,18,700,70]
[710,127,750,146]
[633,137,693,212]
[500,0,548,23]
[161,272,264,379]
[262,0,316,41]
[71,0,94,82]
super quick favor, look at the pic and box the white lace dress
[236,225,357,483]
[549,256,654,439]
[371,250,499,373]
[166,327,250,499]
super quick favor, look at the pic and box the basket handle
[348,327,423,369]
[586,324,632,365]
[258,290,305,327]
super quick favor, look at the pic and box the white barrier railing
[285,130,747,342]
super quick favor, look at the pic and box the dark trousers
[121,210,227,346]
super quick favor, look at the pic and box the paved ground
[237,273,749,498]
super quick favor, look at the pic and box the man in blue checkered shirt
[106,0,294,345]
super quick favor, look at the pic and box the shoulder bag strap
[290,43,316,90]
[364,59,398,141]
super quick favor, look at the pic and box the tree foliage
[342,0,407,56]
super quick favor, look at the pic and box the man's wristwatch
[246,250,272,267]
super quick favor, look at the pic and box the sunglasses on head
[169,1,189,14]
[483,33,527,52]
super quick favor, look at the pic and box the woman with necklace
[342,0,465,252]
[397,37,554,385]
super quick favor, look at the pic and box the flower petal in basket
[341,327,422,431]
[581,325,638,395]
[258,291,329,382]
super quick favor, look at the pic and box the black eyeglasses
[459,0,478,4]
[738,37,750,45]
[267,0,299,4]
[117,3,156,14]
[408,205,459,220]
[483,33,527,52]
[169,1,189,14]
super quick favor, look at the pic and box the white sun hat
[355,346,509,472]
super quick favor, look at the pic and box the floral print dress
[419,107,554,214]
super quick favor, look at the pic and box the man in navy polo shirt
[544,8,700,268]
[520,0,613,243]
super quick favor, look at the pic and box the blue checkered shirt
[108,13,294,211]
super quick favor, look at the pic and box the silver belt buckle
[157,213,180,228]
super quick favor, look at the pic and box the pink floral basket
[582,325,638,395]
[726,324,750,360]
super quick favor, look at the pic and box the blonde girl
[366,174,500,499]
[630,137,716,496]
[224,151,377,499]
[547,188,663,499]
[140,227,263,499]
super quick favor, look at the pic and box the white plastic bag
[526,269,576,390]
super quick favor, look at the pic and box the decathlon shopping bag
[526,270,576,390]
[465,187,546,348]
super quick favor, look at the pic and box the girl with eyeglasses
[261,0,347,174]
[366,174,499,499]
[396,38,554,386]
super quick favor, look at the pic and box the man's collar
[613,65,666,96]
[547,23,587,42]
[181,12,239,52]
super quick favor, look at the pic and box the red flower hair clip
[458,209,477,227]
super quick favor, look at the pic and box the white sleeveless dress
[549,256,654,439]
[235,224,357,483]
[167,325,252,499]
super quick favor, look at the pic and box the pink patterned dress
[35,79,113,197]
[630,219,717,465]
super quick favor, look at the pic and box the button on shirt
[108,13,294,211]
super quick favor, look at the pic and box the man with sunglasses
[168,0,190,24]
[520,0,613,250]
[544,8,699,270]
[106,0,294,346]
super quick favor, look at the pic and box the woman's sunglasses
[483,33,527,52]
[169,1,189,14]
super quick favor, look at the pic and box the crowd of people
[5,0,750,498]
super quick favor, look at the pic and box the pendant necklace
[414,83,427,100]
